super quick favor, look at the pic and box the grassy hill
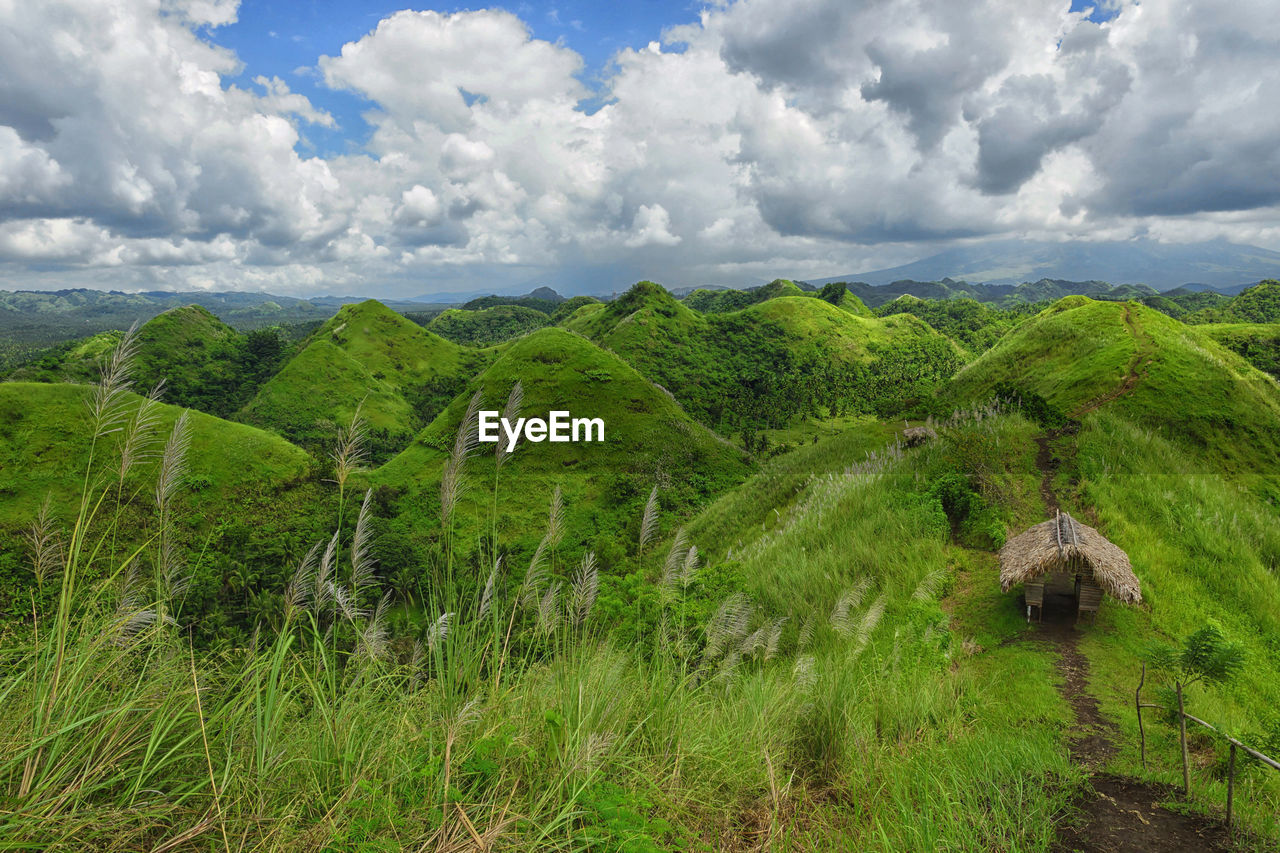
[9,306,290,418]
[375,326,751,572]
[1184,279,1280,324]
[240,300,489,461]
[876,295,1032,357]
[461,286,565,314]
[7,330,124,385]
[0,382,327,630]
[5,291,1280,848]
[565,281,961,434]
[944,296,1280,472]
[427,304,550,346]
[1199,323,1280,379]
[681,278,810,313]
[0,382,311,526]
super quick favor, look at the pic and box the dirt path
[1039,601,1232,852]
[1031,439,1234,852]
[1072,304,1151,419]
[1034,434,1060,514]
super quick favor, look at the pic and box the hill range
[2,274,1280,849]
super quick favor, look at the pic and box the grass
[1059,412,1280,840]
[1199,322,1280,380]
[7,306,292,418]
[427,305,551,346]
[943,299,1280,836]
[240,300,490,459]
[0,347,1086,849]
[375,326,752,580]
[0,382,311,527]
[6,290,1280,848]
[946,296,1280,473]
[563,282,960,432]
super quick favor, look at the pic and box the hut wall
[1078,580,1103,614]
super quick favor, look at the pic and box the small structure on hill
[999,510,1141,623]
[902,424,938,447]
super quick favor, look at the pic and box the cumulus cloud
[625,205,682,248]
[0,0,1278,295]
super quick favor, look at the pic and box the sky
[1,0,1278,298]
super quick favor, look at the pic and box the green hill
[566,282,961,432]
[8,306,289,418]
[427,304,549,346]
[375,326,751,567]
[0,382,312,526]
[945,297,1280,472]
[461,286,564,314]
[239,300,488,461]
[832,289,874,317]
[1199,323,1280,380]
[6,295,1280,848]
[876,296,1031,357]
[7,330,124,384]
[1184,279,1280,324]
[0,381,335,633]
[681,278,809,313]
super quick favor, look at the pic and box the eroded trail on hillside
[1072,304,1152,418]
[1034,440,1232,853]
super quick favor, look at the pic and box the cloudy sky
[1,0,1279,297]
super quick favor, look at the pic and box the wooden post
[1136,663,1147,770]
[1226,742,1236,838]
[1177,681,1190,797]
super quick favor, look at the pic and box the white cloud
[626,205,682,248]
[0,0,1278,296]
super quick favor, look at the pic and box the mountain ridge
[810,238,1280,292]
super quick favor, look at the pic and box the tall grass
[1070,412,1280,840]
[0,346,1078,850]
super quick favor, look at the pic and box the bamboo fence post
[1177,681,1190,797]
[1136,663,1147,770]
[1226,742,1236,838]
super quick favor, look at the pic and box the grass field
[2,288,1280,849]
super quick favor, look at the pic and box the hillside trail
[1033,436,1233,852]
[1072,303,1152,419]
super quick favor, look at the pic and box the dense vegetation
[9,307,297,417]
[875,295,1036,356]
[427,305,550,346]
[239,300,489,463]
[1182,279,1280,324]
[682,278,812,312]
[3,277,1280,849]
[567,282,961,437]
[1200,323,1280,379]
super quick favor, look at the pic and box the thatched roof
[999,511,1141,604]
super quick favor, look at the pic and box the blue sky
[213,1,706,157]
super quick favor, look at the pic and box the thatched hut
[999,510,1140,623]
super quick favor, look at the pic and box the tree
[1148,623,1246,690]
[1147,622,1245,794]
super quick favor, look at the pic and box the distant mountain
[801,277,1156,309]
[460,287,565,313]
[0,287,456,341]
[812,239,1280,292]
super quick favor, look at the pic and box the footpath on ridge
[1031,429,1233,852]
